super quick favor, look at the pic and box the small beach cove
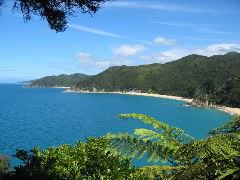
[64,89,240,116]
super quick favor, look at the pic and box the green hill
[214,76,240,107]
[73,52,240,107]
[30,73,90,87]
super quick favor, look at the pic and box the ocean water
[0,84,231,166]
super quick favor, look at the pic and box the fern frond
[176,133,240,162]
[119,113,193,143]
[210,116,240,135]
[106,133,179,163]
[171,163,206,180]
[137,165,185,179]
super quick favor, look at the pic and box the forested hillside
[73,52,240,107]
[30,73,89,87]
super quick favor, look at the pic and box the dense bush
[2,138,141,180]
[108,114,240,179]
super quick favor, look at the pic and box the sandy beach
[120,92,193,103]
[216,106,240,115]
[64,89,191,102]
[64,89,240,115]
[52,86,70,89]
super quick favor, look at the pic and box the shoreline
[25,85,71,89]
[64,89,240,115]
[216,106,240,116]
[51,86,70,89]
[64,89,192,103]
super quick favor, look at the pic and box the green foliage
[5,137,139,180]
[174,133,240,179]
[74,52,240,107]
[137,165,184,179]
[214,76,240,107]
[109,113,240,179]
[30,73,89,88]
[210,116,240,135]
[107,114,192,165]
[0,155,9,175]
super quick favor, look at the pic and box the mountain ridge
[30,73,90,87]
[72,52,240,107]
[29,52,240,107]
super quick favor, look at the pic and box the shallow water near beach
[0,84,231,167]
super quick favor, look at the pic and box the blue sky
[0,0,240,82]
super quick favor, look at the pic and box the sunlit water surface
[0,84,231,167]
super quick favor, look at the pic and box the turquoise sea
[0,84,231,166]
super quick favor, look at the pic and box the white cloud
[69,24,123,38]
[75,53,93,64]
[75,52,112,69]
[74,43,240,74]
[113,44,145,57]
[153,36,177,46]
[105,1,215,13]
[75,52,133,70]
[140,43,240,64]
[196,43,240,56]
[140,49,187,64]
[151,21,198,27]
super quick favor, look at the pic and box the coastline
[120,92,193,103]
[64,89,192,102]
[26,85,71,89]
[52,86,70,89]
[64,89,240,115]
[216,106,240,116]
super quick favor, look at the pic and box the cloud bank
[113,44,145,57]
[73,43,240,74]
[153,36,177,46]
[141,43,240,63]
[75,52,132,70]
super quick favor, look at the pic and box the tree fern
[119,114,192,143]
[175,133,240,179]
[136,165,184,179]
[108,113,240,179]
[210,115,240,135]
[107,114,192,164]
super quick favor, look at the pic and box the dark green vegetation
[108,114,240,179]
[214,76,240,107]
[0,138,142,180]
[30,73,89,88]
[0,0,110,32]
[1,115,240,179]
[73,52,240,107]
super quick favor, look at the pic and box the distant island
[28,52,240,109]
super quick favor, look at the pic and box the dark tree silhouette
[0,0,110,32]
